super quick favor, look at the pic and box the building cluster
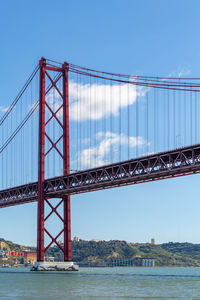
[22,252,54,264]
[78,257,155,268]
[74,236,101,242]
[74,237,156,244]
[0,250,24,258]
[0,250,54,265]
[112,257,155,267]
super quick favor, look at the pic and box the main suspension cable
[0,64,39,126]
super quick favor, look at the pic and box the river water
[0,267,200,299]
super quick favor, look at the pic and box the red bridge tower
[34,58,77,271]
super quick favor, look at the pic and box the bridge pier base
[31,261,79,272]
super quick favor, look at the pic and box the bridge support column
[34,58,77,271]
[37,57,46,262]
[63,63,72,262]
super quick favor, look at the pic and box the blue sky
[1,0,200,246]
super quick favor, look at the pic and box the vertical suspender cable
[179,79,181,147]
[11,100,13,186]
[119,82,121,161]
[80,73,82,169]
[154,88,156,153]
[102,75,105,151]
[190,87,193,145]
[104,77,107,163]
[184,85,186,146]
[167,88,169,150]
[136,85,138,157]
[20,94,22,184]
[173,90,176,148]
[95,75,97,167]
[127,82,130,159]
[5,120,7,187]
[1,121,2,188]
[195,90,197,143]
[76,72,79,171]
[157,85,159,152]
[31,80,34,181]
[89,74,92,168]
[110,77,113,163]
[22,111,24,184]
[163,87,166,150]
[26,88,28,183]
[146,83,149,155]
[78,73,81,170]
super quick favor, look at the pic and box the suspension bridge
[0,57,200,270]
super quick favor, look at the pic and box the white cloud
[0,106,10,113]
[46,80,147,122]
[177,68,191,78]
[76,131,148,168]
[167,67,191,79]
[82,137,91,145]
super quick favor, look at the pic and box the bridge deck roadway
[1,144,200,208]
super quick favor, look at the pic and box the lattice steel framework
[37,58,71,262]
[1,143,200,208]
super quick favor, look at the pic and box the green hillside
[1,238,200,266]
[0,238,35,252]
[47,240,200,266]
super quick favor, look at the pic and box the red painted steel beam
[37,57,46,262]
[62,62,72,261]
[45,66,63,72]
